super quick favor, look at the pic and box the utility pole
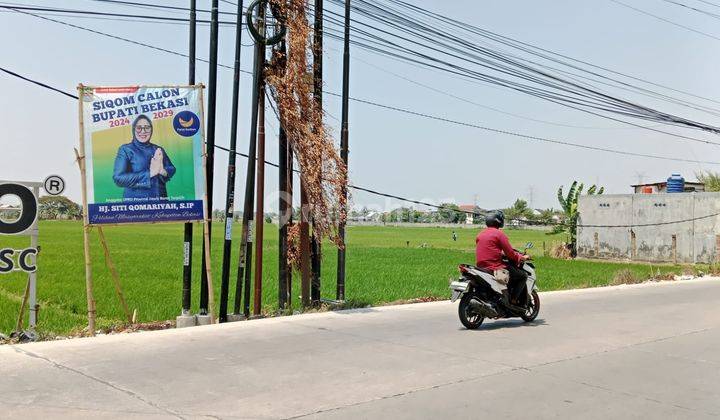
[300,187,311,307]
[199,0,219,322]
[336,0,350,301]
[278,124,290,310]
[236,2,265,318]
[528,186,535,210]
[278,39,291,311]
[286,112,294,308]
[311,0,323,306]
[178,0,197,327]
[219,0,244,323]
[253,69,266,316]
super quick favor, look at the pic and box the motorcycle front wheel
[458,294,485,330]
[521,290,540,322]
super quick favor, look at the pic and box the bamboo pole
[97,227,132,322]
[200,83,215,322]
[76,85,96,335]
[82,223,96,335]
[15,276,31,332]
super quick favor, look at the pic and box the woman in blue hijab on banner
[113,114,176,201]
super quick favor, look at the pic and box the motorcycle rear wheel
[521,290,540,322]
[458,294,485,329]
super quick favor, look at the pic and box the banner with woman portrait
[78,85,206,225]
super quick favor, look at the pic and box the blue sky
[3,0,720,211]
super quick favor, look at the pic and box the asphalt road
[1,278,719,419]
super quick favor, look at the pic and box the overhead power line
[3,7,720,164]
[0,66,78,99]
[608,0,720,42]
[322,0,720,137]
[4,7,253,73]
[660,0,720,20]
[88,0,246,16]
[0,4,241,25]
[0,63,712,169]
[379,0,720,109]
[696,0,720,9]
[9,0,720,138]
[8,1,720,142]
[4,65,720,227]
[332,92,720,164]
[89,0,720,114]
[344,51,653,130]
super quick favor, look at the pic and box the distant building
[577,192,720,263]
[532,208,561,222]
[632,181,705,194]
[0,203,20,219]
[348,211,380,222]
[459,205,482,224]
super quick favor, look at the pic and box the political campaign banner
[78,85,206,225]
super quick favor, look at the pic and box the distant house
[533,208,561,222]
[458,205,482,224]
[0,203,20,219]
[632,181,705,194]
[349,211,380,222]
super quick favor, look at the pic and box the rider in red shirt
[475,210,529,305]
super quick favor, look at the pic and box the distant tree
[387,207,416,223]
[380,212,389,224]
[38,196,82,220]
[504,199,533,221]
[265,215,272,224]
[537,208,560,225]
[233,211,243,221]
[696,171,720,192]
[437,203,462,223]
[418,211,435,223]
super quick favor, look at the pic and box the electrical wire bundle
[317,0,720,144]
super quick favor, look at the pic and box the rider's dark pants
[506,264,528,304]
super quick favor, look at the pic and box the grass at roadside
[0,221,699,336]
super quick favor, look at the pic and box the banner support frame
[97,226,132,322]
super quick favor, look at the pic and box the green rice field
[0,221,695,335]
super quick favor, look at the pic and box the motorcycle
[449,242,540,329]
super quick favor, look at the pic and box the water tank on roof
[667,173,685,193]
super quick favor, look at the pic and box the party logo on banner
[173,110,201,137]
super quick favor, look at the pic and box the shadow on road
[462,318,547,331]
[336,306,378,315]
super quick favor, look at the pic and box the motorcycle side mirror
[525,242,534,249]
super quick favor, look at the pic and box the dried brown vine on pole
[266,0,348,259]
